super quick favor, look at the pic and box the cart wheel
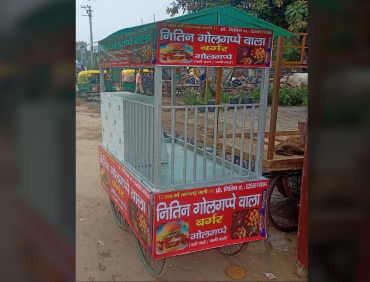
[110,198,129,230]
[279,170,302,203]
[296,262,308,278]
[267,171,301,232]
[135,236,170,278]
[217,242,249,256]
[80,90,87,97]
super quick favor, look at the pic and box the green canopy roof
[101,6,294,41]
[163,6,295,37]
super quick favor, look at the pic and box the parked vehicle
[77,70,113,98]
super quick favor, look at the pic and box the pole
[153,66,163,190]
[215,67,223,136]
[255,68,270,177]
[205,68,209,102]
[88,7,94,70]
[82,5,94,70]
[267,36,284,160]
[99,68,105,93]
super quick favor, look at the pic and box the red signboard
[98,145,153,254]
[152,179,269,259]
[98,22,273,68]
[157,22,273,68]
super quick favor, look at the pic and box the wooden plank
[215,68,222,105]
[300,34,307,63]
[267,36,284,160]
[215,68,223,136]
[264,157,304,171]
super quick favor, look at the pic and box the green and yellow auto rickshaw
[77,70,113,98]
[121,69,152,92]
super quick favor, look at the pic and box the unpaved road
[76,101,307,281]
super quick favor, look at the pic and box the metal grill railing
[123,99,155,184]
[160,103,261,189]
[112,66,269,192]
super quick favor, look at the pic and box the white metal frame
[100,66,270,192]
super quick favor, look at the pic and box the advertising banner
[98,23,158,68]
[98,145,153,254]
[153,179,269,259]
[157,22,273,67]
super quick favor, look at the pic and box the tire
[110,198,129,230]
[217,242,249,256]
[296,262,308,278]
[80,90,87,97]
[267,171,301,232]
[135,236,170,278]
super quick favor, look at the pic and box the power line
[94,0,127,16]
[94,0,107,8]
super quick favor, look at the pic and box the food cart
[97,6,294,277]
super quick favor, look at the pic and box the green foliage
[220,89,230,103]
[166,0,307,32]
[271,36,301,62]
[237,88,247,98]
[203,85,215,100]
[279,83,308,106]
[198,97,207,105]
[251,85,274,104]
[285,0,308,32]
[251,84,308,106]
[183,86,199,105]
[86,54,98,70]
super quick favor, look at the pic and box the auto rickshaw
[77,70,113,98]
[121,69,151,92]
[121,69,172,95]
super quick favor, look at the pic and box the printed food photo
[130,45,151,65]
[231,209,259,239]
[128,198,148,245]
[236,46,265,65]
[159,43,193,63]
[100,166,110,193]
[156,221,189,254]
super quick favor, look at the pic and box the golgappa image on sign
[155,221,189,254]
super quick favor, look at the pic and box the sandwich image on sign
[156,221,189,254]
[160,43,193,64]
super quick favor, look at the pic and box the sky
[76,0,186,47]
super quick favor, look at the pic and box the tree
[86,54,98,70]
[166,0,308,60]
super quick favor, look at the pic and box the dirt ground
[76,101,308,281]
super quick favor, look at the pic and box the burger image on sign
[156,222,188,253]
[100,166,110,192]
[160,43,193,63]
